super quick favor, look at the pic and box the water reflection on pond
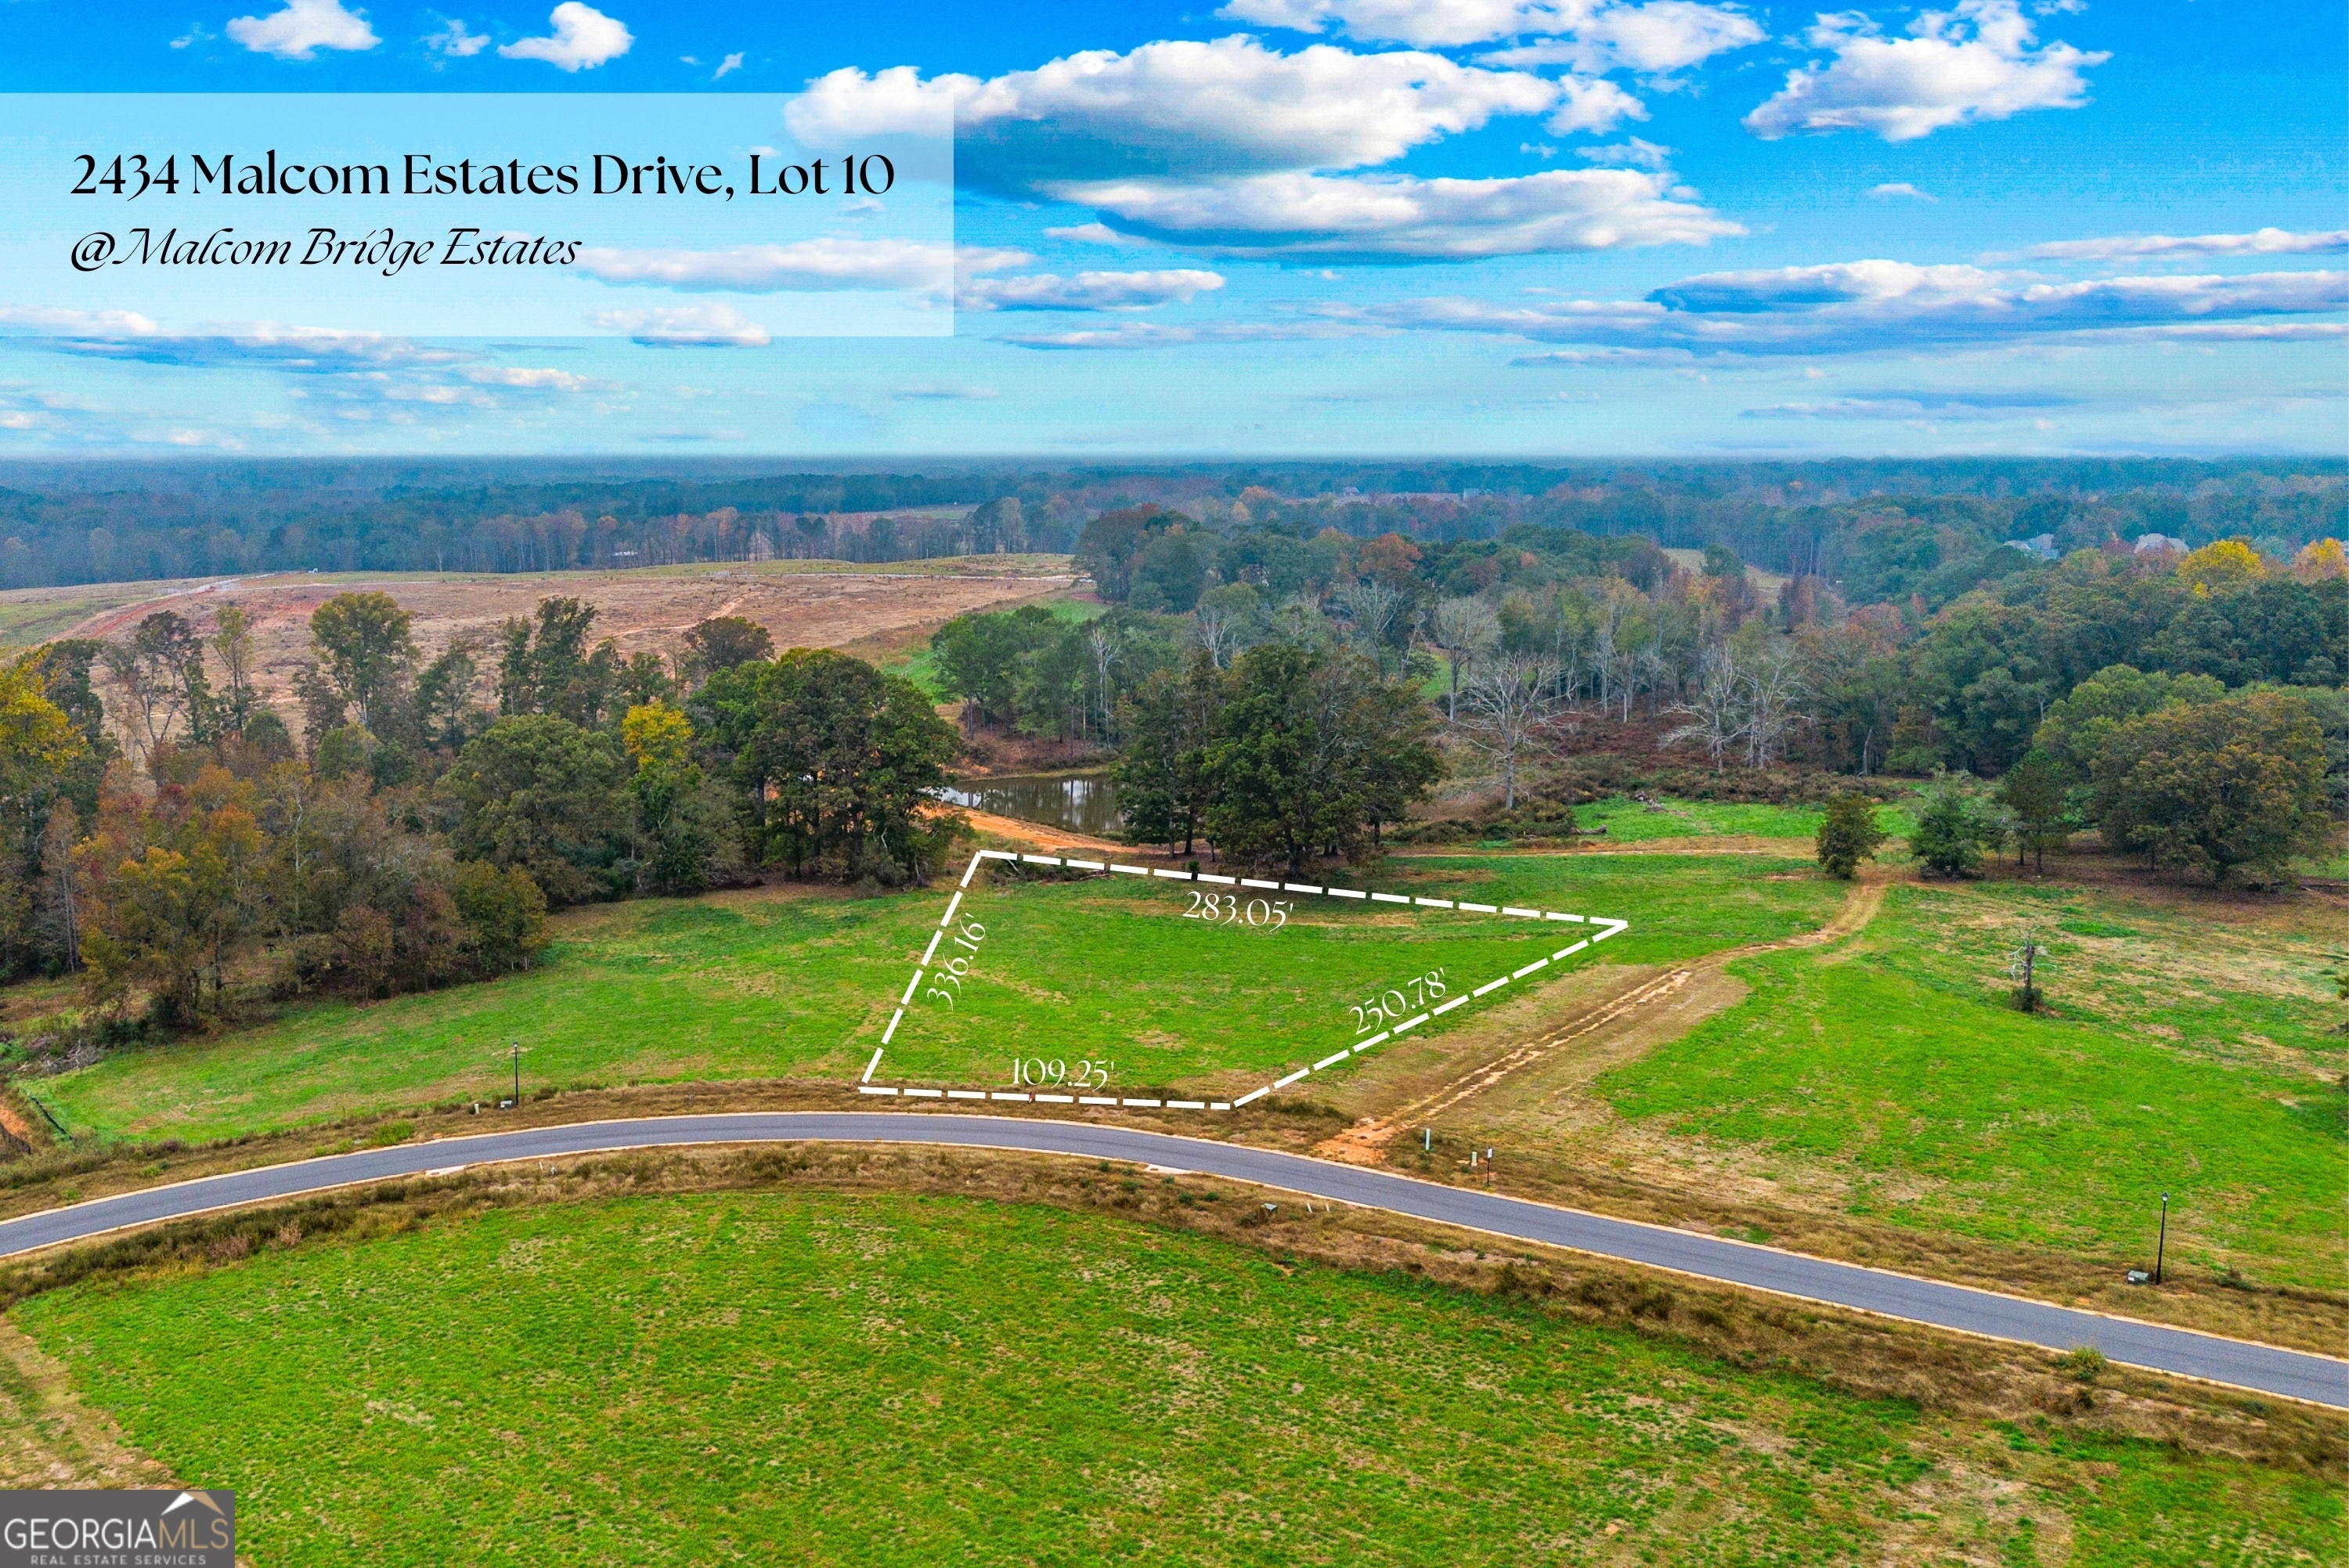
[940,774,1124,835]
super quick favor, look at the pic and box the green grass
[886,643,951,700]
[0,584,161,651]
[35,855,1840,1144]
[1570,795,1910,845]
[883,853,1838,1090]
[17,1188,2337,1566]
[1600,881,2349,1288]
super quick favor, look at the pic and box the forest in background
[0,456,2341,593]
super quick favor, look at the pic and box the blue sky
[0,0,2340,458]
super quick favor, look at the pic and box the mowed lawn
[18,1191,2337,1566]
[1601,881,2349,1289]
[38,855,1843,1144]
[1567,795,1914,845]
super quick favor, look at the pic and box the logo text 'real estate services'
[0,1490,233,1567]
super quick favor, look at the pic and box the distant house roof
[2001,533,2058,561]
[2133,533,2188,555]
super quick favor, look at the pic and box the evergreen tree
[1815,793,1885,880]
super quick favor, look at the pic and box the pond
[940,774,1124,835]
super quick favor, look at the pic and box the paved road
[2,1112,2340,1409]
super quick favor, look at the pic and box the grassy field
[1600,880,2349,1289]
[16,1188,2338,1566]
[34,854,1842,1144]
[1568,793,1915,845]
[0,583,174,650]
[1571,796,1825,842]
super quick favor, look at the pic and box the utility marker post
[499,1040,528,1110]
[2156,1191,2168,1285]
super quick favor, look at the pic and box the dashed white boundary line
[865,849,1629,1114]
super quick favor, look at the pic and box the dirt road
[1314,873,1889,1163]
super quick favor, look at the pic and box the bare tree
[1192,604,1238,669]
[1428,596,1500,723]
[1661,643,1745,773]
[1088,624,1121,742]
[1592,582,1645,721]
[36,801,80,973]
[211,605,258,734]
[1460,655,1562,809]
[1272,593,1326,647]
[1739,638,1806,768]
[1336,579,1405,673]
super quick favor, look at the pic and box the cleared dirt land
[1,557,1078,718]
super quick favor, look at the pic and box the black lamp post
[2155,1191,2168,1285]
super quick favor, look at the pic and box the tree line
[1817,672,2336,890]
[3,456,2338,589]
[0,593,958,1036]
[955,516,2347,881]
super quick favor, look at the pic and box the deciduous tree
[2087,688,2333,884]
[708,650,962,884]
[442,716,630,906]
[309,593,417,734]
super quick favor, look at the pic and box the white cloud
[1221,0,1557,48]
[1001,319,1376,350]
[961,269,1228,312]
[574,239,955,294]
[1041,222,1154,247]
[1868,182,1935,200]
[713,51,744,80]
[225,0,379,59]
[1053,168,1738,260]
[423,16,489,56]
[1223,0,1761,68]
[785,63,962,140]
[54,323,459,369]
[589,305,770,346]
[779,38,1751,261]
[462,366,599,390]
[0,306,160,335]
[1337,262,2348,355]
[1743,390,2073,420]
[1745,0,2106,142]
[499,3,631,71]
[1478,2,1765,74]
[1544,74,1646,134]
[788,38,1554,187]
[2022,227,2349,261]
[893,384,1001,400]
[1578,136,1672,168]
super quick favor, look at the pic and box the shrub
[453,862,550,975]
[1814,792,1885,879]
[2057,1345,2105,1383]
[1911,771,2002,878]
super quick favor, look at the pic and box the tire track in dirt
[1313,873,1890,1164]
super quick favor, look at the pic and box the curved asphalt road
[2,1112,2340,1410]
